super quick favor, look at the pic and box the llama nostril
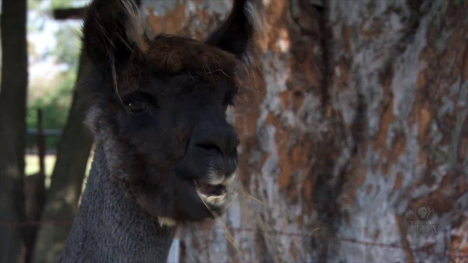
[197,144,222,155]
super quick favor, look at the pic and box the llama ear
[204,0,262,60]
[82,0,147,71]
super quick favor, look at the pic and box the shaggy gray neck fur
[61,143,176,263]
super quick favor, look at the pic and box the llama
[60,0,259,262]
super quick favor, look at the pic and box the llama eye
[127,101,146,113]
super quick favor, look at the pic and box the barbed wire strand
[1,220,468,259]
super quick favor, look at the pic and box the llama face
[100,70,241,221]
[82,0,258,222]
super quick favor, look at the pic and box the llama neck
[61,143,176,263]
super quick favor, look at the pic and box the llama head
[81,0,260,223]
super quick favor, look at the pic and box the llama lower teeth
[206,194,226,204]
[197,191,226,204]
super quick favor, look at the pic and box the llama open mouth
[194,180,227,205]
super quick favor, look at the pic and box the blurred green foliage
[26,0,83,150]
[26,71,76,149]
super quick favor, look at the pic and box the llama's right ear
[204,0,262,61]
[82,0,147,71]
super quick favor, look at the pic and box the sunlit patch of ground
[25,154,93,188]
[25,154,56,176]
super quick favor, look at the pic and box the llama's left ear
[82,0,147,72]
[205,0,262,61]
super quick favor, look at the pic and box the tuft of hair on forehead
[120,34,255,96]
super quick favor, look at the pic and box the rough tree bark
[0,0,29,262]
[143,0,468,262]
[33,52,94,263]
[320,1,468,262]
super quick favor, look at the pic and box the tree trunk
[0,0,29,262]
[318,1,468,262]
[144,0,468,262]
[23,110,47,263]
[23,173,46,263]
[33,52,93,263]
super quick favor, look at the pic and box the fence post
[36,109,45,179]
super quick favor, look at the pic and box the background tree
[33,51,93,263]
[17,1,94,262]
[141,0,468,262]
[32,5,93,263]
[0,0,29,262]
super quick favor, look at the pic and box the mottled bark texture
[143,0,468,262]
[0,0,29,262]
[33,52,93,263]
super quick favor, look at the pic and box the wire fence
[1,220,468,260]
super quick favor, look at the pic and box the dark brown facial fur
[81,0,259,222]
